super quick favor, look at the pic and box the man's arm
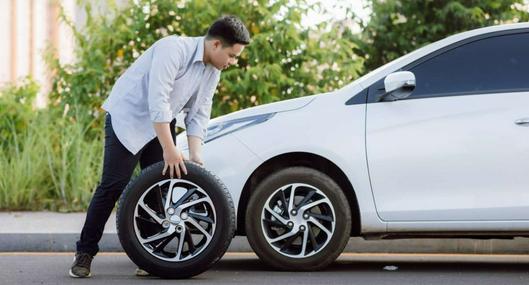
[184,72,220,166]
[187,135,203,165]
[148,37,187,178]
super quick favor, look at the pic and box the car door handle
[514,118,529,126]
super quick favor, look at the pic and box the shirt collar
[193,36,205,65]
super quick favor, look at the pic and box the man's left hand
[187,135,204,166]
[189,152,204,166]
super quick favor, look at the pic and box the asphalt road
[2,252,529,285]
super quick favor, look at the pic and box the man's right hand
[153,122,187,178]
[162,145,188,179]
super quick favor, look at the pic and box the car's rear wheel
[246,167,351,270]
[116,161,235,279]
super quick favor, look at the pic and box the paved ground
[2,252,529,285]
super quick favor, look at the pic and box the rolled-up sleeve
[148,38,183,122]
[185,72,220,140]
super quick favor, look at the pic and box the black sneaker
[69,252,93,278]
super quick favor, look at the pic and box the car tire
[116,161,235,279]
[246,166,351,270]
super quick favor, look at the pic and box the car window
[407,32,529,98]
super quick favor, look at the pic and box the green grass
[0,111,103,211]
[0,120,46,210]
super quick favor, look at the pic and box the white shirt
[102,36,220,154]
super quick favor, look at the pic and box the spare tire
[116,161,235,279]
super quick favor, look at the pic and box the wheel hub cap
[133,179,217,262]
[261,183,336,258]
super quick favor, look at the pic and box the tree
[353,0,529,73]
[46,0,363,124]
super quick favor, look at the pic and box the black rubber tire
[245,167,351,271]
[116,161,235,279]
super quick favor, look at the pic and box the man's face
[210,40,245,70]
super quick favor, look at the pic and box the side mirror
[381,71,416,101]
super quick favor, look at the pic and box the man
[69,15,250,278]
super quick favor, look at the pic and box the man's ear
[212,39,223,49]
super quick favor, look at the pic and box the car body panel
[233,90,386,233]
[366,91,529,222]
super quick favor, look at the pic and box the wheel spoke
[279,190,289,213]
[141,229,174,244]
[299,197,331,212]
[188,212,214,224]
[308,212,334,222]
[154,185,165,214]
[177,197,210,210]
[269,229,297,243]
[136,216,159,227]
[287,185,296,212]
[297,229,309,256]
[308,217,332,236]
[164,179,177,210]
[175,228,186,260]
[294,190,316,211]
[184,227,196,254]
[308,226,319,251]
[262,217,287,228]
[174,187,197,207]
[280,231,300,251]
[186,217,212,240]
[152,233,175,252]
[138,200,164,225]
[264,204,288,225]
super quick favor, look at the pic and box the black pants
[76,113,176,256]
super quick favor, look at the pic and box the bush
[0,109,103,211]
[0,77,39,150]
[46,0,364,123]
[0,79,103,211]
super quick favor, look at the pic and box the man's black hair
[206,15,250,46]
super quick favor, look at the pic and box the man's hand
[153,122,188,178]
[189,151,204,166]
[162,145,188,179]
[188,135,204,166]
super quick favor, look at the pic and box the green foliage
[42,112,103,211]
[0,77,39,150]
[46,0,364,121]
[0,109,103,211]
[354,0,529,72]
[0,79,102,211]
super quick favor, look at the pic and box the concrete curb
[2,212,529,254]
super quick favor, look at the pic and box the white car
[177,23,529,270]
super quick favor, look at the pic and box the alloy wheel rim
[133,179,216,262]
[260,183,336,258]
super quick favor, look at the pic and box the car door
[365,31,529,222]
